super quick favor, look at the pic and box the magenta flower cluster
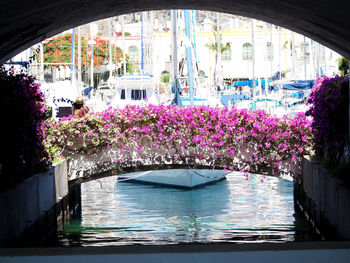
[306,76,349,163]
[0,68,49,189]
[44,104,313,177]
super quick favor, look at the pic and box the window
[242,43,252,60]
[266,42,273,60]
[222,44,232,60]
[128,46,138,62]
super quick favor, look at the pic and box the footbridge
[46,105,312,186]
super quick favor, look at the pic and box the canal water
[58,172,321,246]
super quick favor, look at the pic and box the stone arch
[0,1,350,62]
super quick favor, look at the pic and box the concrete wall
[0,160,68,247]
[294,157,350,240]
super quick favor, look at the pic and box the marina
[1,4,350,263]
[13,10,338,118]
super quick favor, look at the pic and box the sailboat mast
[171,9,180,106]
[316,42,320,77]
[304,36,307,80]
[184,9,194,106]
[109,18,113,79]
[40,42,44,81]
[121,15,127,77]
[191,10,198,64]
[278,26,281,80]
[216,12,221,87]
[270,24,273,78]
[78,26,82,91]
[292,32,295,79]
[70,28,75,86]
[141,12,144,74]
[264,22,268,95]
[251,19,256,100]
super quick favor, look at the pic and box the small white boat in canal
[117,169,227,189]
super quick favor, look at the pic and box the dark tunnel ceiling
[0,0,349,62]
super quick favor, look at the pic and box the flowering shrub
[306,76,349,165]
[0,68,50,190]
[42,33,127,70]
[44,105,313,177]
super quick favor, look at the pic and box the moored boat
[117,169,227,189]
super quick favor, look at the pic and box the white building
[109,16,340,85]
[11,13,341,85]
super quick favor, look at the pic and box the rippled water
[58,171,321,246]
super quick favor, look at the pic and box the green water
[58,172,321,246]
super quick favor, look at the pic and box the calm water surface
[58,172,321,246]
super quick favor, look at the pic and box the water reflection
[59,171,320,246]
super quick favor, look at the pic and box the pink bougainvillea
[0,68,49,189]
[306,76,349,164]
[44,104,313,177]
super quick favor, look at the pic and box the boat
[172,76,220,106]
[108,12,159,108]
[109,74,159,108]
[117,169,227,189]
[40,80,81,120]
[270,79,314,116]
[235,95,286,115]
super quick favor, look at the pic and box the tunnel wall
[294,157,350,240]
[0,161,69,247]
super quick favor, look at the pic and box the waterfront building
[11,11,341,85]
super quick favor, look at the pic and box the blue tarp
[221,94,250,106]
[279,80,314,91]
[83,86,93,96]
[4,61,29,67]
[291,91,305,99]
[271,71,283,81]
[269,80,314,98]
[117,74,153,79]
[230,79,271,88]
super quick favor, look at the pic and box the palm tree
[206,26,231,86]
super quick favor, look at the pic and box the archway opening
[3,7,346,248]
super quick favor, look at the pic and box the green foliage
[205,29,231,55]
[205,27,231,85]
[117,60,135,75]
[160,72,170,83]
[44,104,53,120]
[337,56,349,76]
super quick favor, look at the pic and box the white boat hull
[117,169,226,189]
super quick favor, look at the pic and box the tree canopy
[206,26,231,85]
[40,33,127,72]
